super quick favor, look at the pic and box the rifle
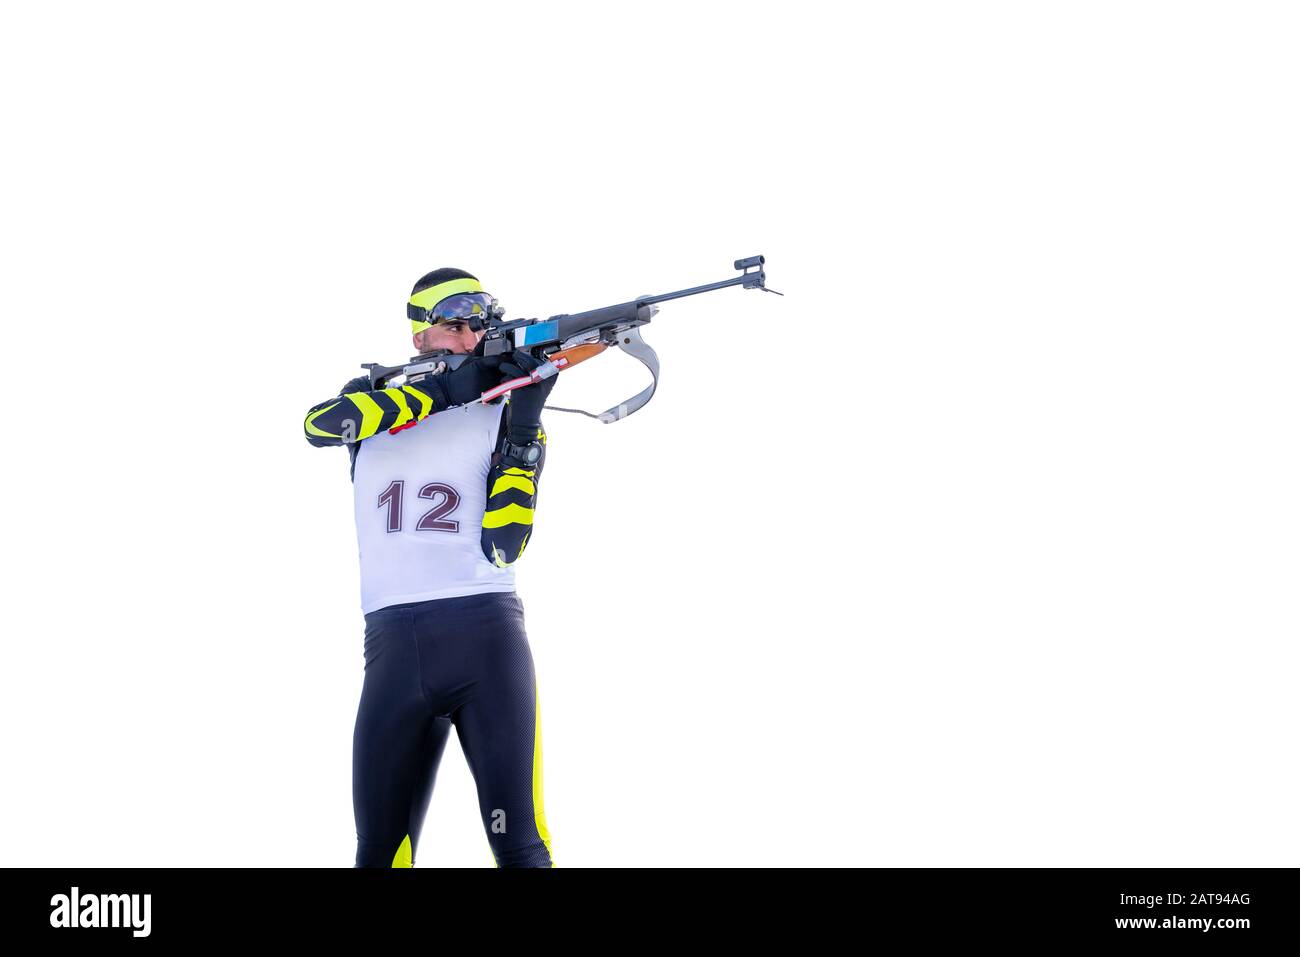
[362,255,782,423]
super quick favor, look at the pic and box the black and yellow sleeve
[304,375,446,447]
[481,423,547,567]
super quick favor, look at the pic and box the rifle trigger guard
[597,327,659,423]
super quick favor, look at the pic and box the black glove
[499,350,557,443]
[424,355,506,408]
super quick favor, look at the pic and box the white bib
[351,400,515,613]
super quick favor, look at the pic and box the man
[304,267,557,868]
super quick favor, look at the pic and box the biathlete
[304,267,557,868]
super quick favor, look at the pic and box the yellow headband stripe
[408,277,484,310]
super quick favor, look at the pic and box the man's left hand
[499,350,557,442]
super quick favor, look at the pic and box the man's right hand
[426,355,507,408]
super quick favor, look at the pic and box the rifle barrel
[638,273,754,306]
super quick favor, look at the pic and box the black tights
[352,592,553,868]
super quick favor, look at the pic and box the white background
[2,1,1297,867]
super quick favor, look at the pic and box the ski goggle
[408,292,497,334]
